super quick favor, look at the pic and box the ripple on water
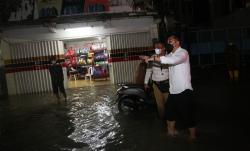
[67,86,122,150]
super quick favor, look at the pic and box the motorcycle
[116,83,156,114]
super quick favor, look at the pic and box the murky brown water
[0,85,160,151]
[0,73,247,151]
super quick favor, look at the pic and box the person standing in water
[146,35,196,142]
[48,56,67,100]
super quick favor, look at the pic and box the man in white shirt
[147,35,196,142]
[144,41,169,120]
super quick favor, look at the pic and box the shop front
[2,40,67,95]
[64,37,110,88]
[2,16,158,95]
[63,31,154,88]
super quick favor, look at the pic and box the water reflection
[0,85,161,151]
[0,68,243,151]
[67,86,122,150]
[0,94,88,151]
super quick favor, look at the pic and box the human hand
[144,84,150,91]
[146,56,156,63]
[139,55,149,60]
[152,55,161,62]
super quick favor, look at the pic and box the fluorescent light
[65,27,92,32]
[63,26,104,38]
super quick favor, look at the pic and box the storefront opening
[64,37,110,88]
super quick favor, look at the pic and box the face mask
[155,48,161,55]
[165,43,174,52]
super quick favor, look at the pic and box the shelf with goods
[65,47,93,63]
[64,41,109,79]
[92,48,109,79]
[64,46,91,77]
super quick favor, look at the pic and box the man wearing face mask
[147,35,196,142]
[144,41,169,120]
[49,56,67,100]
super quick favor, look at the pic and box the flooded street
[1,67,250,151]
[0,85,161,151]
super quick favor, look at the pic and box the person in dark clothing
[49,57,67,100]
[225,42,240,81]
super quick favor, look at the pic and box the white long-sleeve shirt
[144,61,169,84]
[160,47,193,94]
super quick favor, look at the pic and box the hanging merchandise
[64,40,109,80]
[94,50,108,62]
[92,48,108,78]
[64,47,77,67]
[64,47,76,58]
[93,65,108,79]
[78,57,86,65]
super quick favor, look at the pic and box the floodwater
[0,85,160,151]
[1,66,250,151]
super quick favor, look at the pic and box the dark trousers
[52,80,66,95]
[165,89,196,129]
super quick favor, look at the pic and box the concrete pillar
[0,40,13,94]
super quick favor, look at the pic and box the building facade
[0,1,159,95]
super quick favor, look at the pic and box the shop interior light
[64,27,92,32]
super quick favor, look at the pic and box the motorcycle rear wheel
[118,97,138,114]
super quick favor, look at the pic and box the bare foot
[188,136,196,144]
[167,130,178,137]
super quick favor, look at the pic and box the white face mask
[155,48,161,55]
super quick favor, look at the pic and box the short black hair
[167,35,182,46]
[168,35,181,42]
[153,41,165,47]
[49,56,57,62]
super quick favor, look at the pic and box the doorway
[63,37,110,88]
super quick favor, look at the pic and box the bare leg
[234,70,239,81]
[229,70,233,80]
[166,121,177,137]
[188,127,196,143]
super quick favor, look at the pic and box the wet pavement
[1,65,250,151]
